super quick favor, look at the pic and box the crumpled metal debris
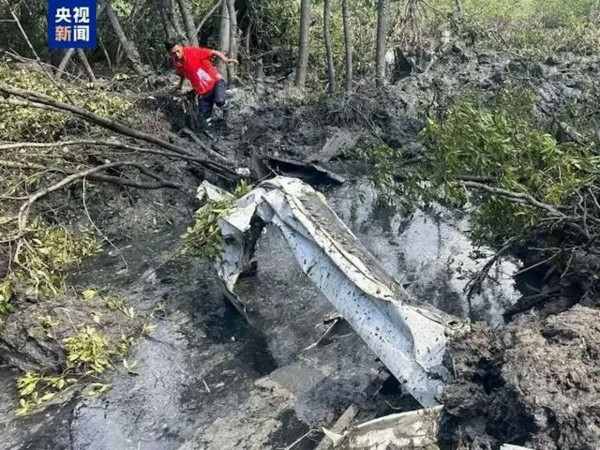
[322,406,443,449]
[199,176,459,407]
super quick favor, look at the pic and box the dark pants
[198,80,226,121]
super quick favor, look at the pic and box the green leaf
[82,290,97,301]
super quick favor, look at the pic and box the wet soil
[2,44,600,449]
[442,305,600,450]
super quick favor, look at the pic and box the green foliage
[36,315,60,338]
[16,324,136,415]
[182,180,253,260]
[16,371,77,416]
[439,0,600,57]
[15,295,143,415]
[9,219,102,297]
[416,88,598,243]
[0,280,13,331]
[349,139,411,207]
[354,88,599,246]
[63,326,112,374]
[0,65,132,141]
[104,295,126,311]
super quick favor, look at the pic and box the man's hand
[170,75,184,93]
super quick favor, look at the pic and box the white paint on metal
[199,177,458,407]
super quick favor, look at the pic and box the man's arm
[211,50,237,65]
[175,74,184,90]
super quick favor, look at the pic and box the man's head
[165,40,184,61]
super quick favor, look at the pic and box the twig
[0,159,184,191]
[283,429,317,450]
[514,253,559,277]
[459,181,567,218]
[0,139,219,167]
[195,0,223,36]
[464,237,517,300]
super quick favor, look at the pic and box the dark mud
[442,305,600,450]
[2,43,600,449]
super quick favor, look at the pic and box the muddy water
[0,178,521,450]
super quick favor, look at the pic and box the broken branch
[0,83,237,179]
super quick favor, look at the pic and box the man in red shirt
[166,40,237,128]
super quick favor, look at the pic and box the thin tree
[218,0,230,78]
[196,0,223,37]
[177,0,198,45]
[375,0,388,87]
[226,0,238,81]
[56,3,107,78]
[341,0,353,92]
[295,0,311,87]
[77,50,97,82]
[99,0,149,77]
[323,0,336,92]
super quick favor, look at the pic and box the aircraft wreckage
[197,176,530,449]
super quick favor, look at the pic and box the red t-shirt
[173,46,222,96]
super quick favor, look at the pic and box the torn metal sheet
[322,405,443,449]
[199,176,458,407]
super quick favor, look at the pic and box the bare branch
[196,0,223,36]
[459,180,567,218]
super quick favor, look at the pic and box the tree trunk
[244,16,252,57]
[218,0,230,78]
[177,0,198,45]
[409,0,421,44]
[56,2,107,78]
[157,0,176,39]
[171,0,186,39]
[341,0,353,92]
[323,0,336,92]
[226,0,239,81]
[99,37,113,70]
[157,0,184,41]
[55,49,76,78]
[375,0,388,87]
[99,0,149,77]
[295,0,310,87]
[77,50,97,82]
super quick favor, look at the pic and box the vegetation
[15,291,144,416]
[0,66,132,141]
[182,180,252,260]
[0,0,599,428]
[354,86,600,298]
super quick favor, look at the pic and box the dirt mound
[441,305,600,449]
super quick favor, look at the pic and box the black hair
[164,39,180,52]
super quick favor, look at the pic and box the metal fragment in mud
[199,176,458,407]
[321,405,443,449]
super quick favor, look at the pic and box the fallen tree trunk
[0,83,237,180]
